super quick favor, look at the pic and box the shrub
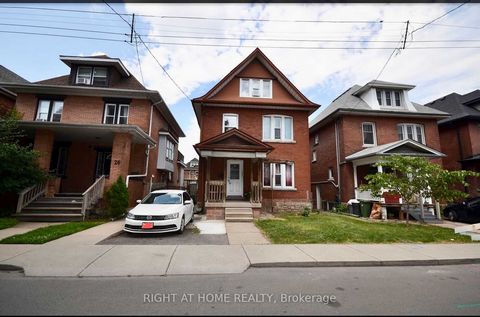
[302,206,311,217]
[335,203,348,214]
[104,176,129,218]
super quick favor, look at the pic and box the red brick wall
[0,94,15,116]
[198,106,312,204]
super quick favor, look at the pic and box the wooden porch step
[225,207,253,222]
[55,192,83,197]
[23,206,82,211]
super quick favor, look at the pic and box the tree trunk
[406,203,410,225]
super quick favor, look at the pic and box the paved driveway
[98,225,228,245]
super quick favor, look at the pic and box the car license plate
[142,222,154,229]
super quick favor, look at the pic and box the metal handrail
[81,175,106,221]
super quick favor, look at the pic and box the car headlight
[164,212,179,220]
[126,212,135,219]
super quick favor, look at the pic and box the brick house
[0,65,30,116]
[192,48,319,220]
[309,80,449,219]
[425,90,480,198]
[1,55,185,221]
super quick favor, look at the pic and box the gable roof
[194,128,273,154]
[0,65,29,84]
[192,48,319,124]
[425,90,480,125]
[309,82,449,130]
[345,139,445,161]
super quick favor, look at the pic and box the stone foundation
[262,199,312,213]
[206,207,225,220]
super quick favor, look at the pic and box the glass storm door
[226,160,243,197]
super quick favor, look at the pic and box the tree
[104,176,129,218]
[0,110,47,195]
[360,155,479,224]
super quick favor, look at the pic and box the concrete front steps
[409,210,443,224]
[225,208,253,222]
[14,193,84,222]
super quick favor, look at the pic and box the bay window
[166,139,174,161]
[240,78,272,98]
[36,100,63,122]
[263,162,295,189]
[262,115,294,142]
[397,123,425,144]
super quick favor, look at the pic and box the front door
[227,160,243,197]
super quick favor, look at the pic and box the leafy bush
[302,206,311,217]
[104,176,129,218]
[334,203,348,214]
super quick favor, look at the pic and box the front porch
[195,128,273,220]
[346,139,446,221]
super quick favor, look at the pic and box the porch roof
[345,139,445,162]
[194,128,273,158]
[18,121,156,145]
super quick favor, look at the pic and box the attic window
[76,66,108,86]
[240,78,272,98]
[376,89,402,107]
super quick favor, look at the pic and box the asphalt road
[1,265,480,315]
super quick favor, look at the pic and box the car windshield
[142,193,182,205]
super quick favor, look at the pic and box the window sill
[362,144,377,148]
[263,187,297,191]
[263,140,296,144]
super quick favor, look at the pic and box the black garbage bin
[351,202,361,216]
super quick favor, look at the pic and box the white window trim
[239,78,272,99]
[36,100,63,122]
[376,89,404,108]
[397,123,426,144]
[103,103,129,124]
[262,162,295,190]
[312,150,317,162]
[262,115,294,142]
[361,122,377,147]
[166,138,175,161]
[222,113,239,133]
[76,66,107,86]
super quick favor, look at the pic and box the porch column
[376,164,387,220]
[353,163,358,199]
[33,129,55,171]
[109,132,132,186]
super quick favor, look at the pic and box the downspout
[126,104,157,187]
[334,119,342,201]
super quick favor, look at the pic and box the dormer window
[76,66,108,86]
[376,89,402,107]
[240,78,272,98]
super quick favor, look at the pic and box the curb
[0,264,24,272]
[250,258,480,268]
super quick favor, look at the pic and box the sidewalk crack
[294,245,317,262]
[77,245,115,277]
[165,245,178,275]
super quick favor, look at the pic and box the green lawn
[0,218,18,230]
[255,212,472,244]
[0,221,105,244]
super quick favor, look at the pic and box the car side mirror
[184,200,192,205]
[136,199,142,204]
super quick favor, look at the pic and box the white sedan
[124,190,194,234]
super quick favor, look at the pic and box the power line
[134,34,145,85]
[411,2,470,35]
[1,29,479,50]
[0,22,127,37]
[0,5,131,16]
[103,1,190,100]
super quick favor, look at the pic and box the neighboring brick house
[0,65,30,116]
[183,158,199,187]
[1,55,185,221]
[192,48,319,220]
[425,90,480,198]
[309,80,449,219]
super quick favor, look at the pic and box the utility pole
[402,20,409,49]
[130,13,135,43]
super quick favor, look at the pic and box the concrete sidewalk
[0,220,479,277]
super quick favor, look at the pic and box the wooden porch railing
[251,181,261,203]
[205,180,225,202]
[82,175,106,221]
[16,181,48,214]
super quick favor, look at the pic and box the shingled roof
[425,90,480,125]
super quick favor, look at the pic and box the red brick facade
[194,49,319,216]
[311,114,443,207]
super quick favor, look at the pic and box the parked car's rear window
[143,193,182,204]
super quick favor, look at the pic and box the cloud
[121,3,480,161]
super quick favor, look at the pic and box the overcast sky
[1,3,479,162]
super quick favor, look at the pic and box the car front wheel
[446,210,458,222]
[177,216,185,234]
